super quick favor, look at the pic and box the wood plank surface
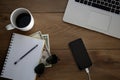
[0,0,120,80]
[36,50,120,80]
[0,0,67,13]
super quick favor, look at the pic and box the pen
[14,44,38,65]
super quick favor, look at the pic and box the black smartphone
[69,38,92,70]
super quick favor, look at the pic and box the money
[29,31,42,39]
[30,31,52,67]
[42,34,50,52]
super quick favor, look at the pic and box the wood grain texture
[0,13,120,49]
[0,0,120,80]
[0,0,68,13]
[35,50,120,80]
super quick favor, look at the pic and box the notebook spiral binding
[1,33,15,76]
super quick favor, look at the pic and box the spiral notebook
[0,33,45,80]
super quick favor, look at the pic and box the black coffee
[16,13,31,28]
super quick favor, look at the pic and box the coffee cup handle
[6,24,15,30]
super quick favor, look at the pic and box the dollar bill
[30,31,52,67]
[42,34,50,52]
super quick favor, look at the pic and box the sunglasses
[34,54,60,76]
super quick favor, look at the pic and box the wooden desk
[0,0,120,80]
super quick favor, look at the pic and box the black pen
[14,44,38,65]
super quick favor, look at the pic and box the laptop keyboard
[75,0,120,14]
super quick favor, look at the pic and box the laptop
[63,0,120,39]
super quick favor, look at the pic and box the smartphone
[69,38,92,70]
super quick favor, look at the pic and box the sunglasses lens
[46,54,59,64]
[34,63,45,74]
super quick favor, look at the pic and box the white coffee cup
[6,8,34,31]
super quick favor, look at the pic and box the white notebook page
[1,33,44,80]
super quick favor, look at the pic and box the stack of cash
[30,31,52,68]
